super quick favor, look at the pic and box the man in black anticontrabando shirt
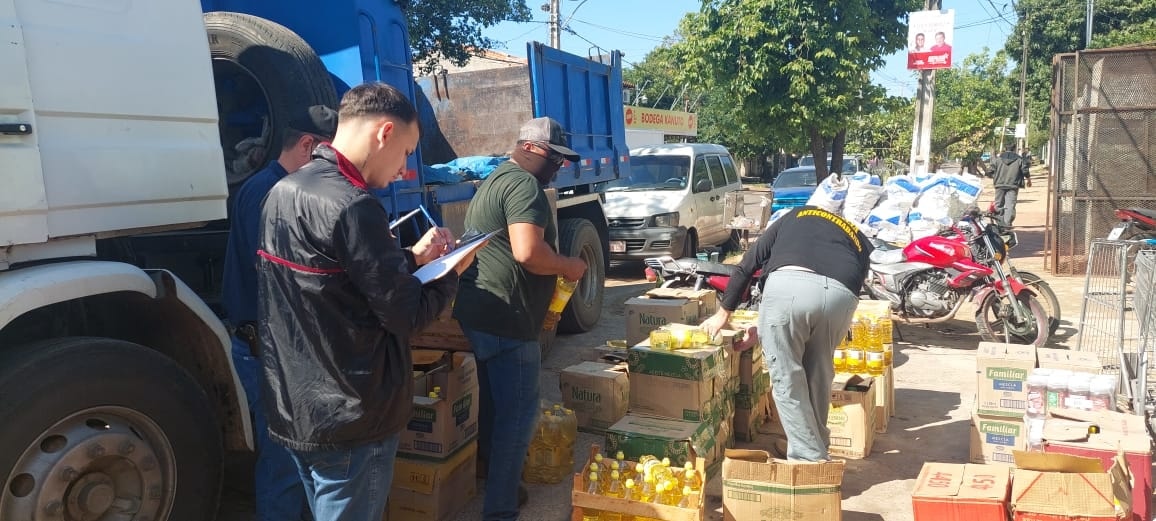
[701,205,872,461]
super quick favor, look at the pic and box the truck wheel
[559,219,605,334]
[205,12,339,186]
[0,338,223,521]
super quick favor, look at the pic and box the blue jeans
[231,337,311,521]
[759,271,858,461]
[462,327,541,521]
[287,434,400,521]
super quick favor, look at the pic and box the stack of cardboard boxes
[971,342,1037,465]
[389,350,481,521]
[591,289,737,477]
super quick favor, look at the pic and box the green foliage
[405,0,532,73]
[1006,0,1156,137]
[847,93,912,162]
[931,50,1016,159]
[673,0,918,179]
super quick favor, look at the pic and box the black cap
[288,105,338,139]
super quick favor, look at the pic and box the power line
[502,21,549,44]
[569,18,671,43]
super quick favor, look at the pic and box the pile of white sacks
[768,170,984,245]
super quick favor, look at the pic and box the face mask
[514,147,561,185]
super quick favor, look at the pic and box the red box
[1044,410,1151,521]
[912,462,1010,521]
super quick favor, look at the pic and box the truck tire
[0,338,223,521]
[205,12,339,186]
[559,218,605,334]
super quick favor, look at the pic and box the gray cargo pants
[759,269,859,461]
[994,187,1019,227]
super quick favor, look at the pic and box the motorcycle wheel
[1016,271,1061,336]
[975,291,1050,346]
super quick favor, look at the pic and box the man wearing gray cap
[454,117,588,520]
[222,104,338,521]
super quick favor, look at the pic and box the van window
[720,155,739,185]
[602,154,690,191]
[706,155,727,188]
[693,156,712,192]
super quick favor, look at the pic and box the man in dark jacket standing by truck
[991,144,1031,227]
[454,117,587,520]
[257,82,473,521]
[222,104,337,521]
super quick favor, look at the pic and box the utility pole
[1017,10,1030,152]
[909,0,941,176]
[1085,0,1094,48]
[548,0,561,48]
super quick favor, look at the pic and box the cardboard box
[734,392,771,442]
[624,297,699,345]
[722,449,845,521]
[1044,409,1152,521]
[409,307,471,351]
[388,442,477,521]
[604,413,714,470]
[630,372,722,423]
[827,375,876,459]
[572,444,706,521]
[400,351,480,460]
[735,365,771,410]
[645,287,719,317]
[970,411,1025,466]
[627,342,727,381]
[1037,348,1103,373]
[559,361,629,433]
[874,365,894,433]
[911,462,1011,521]
[1010,451,1132,521]
[976,342,1037,418]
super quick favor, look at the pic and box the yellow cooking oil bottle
[683,461,703,492]
[523,410,559,483]
[833,335,847,374]
[582,472,603,521]
[543,277,578,331]
[844,321,865,374]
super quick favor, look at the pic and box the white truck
[1,0,630,518]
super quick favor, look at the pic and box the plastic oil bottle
[844,325,865,374]
[553,405,577,481]
[542,277,578,331]
[864,318,885,376]
[683,462,702,493]
[524,410,563,483]
[582,472,603,521]
[599,470,626,521]
[832,337,847,374]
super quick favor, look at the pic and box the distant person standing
[991,144,1031,227]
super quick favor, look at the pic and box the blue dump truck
[0,1,625,518]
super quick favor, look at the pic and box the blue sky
[481,0,1021,98]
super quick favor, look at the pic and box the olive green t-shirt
[453,161,557,340]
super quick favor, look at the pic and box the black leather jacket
[256,144,458,451]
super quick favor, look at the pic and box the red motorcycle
[643,256,764,310]
[1108,207,1156,241]
[865,210,1049,346]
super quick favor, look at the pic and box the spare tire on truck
[204,12,339,186]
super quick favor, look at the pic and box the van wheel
[680,230,699,259]
[205,12,339,186]
[0,338,223,521]
[558,219,605,334]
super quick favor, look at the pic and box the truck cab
[0,1,624,518]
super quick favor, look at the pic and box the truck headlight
[651,212,679,227]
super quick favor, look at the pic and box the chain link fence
[1046,46,1156,275]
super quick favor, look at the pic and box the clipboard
[412,230,497,284]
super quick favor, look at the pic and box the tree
[930,50,1016,169]
[675,0,918,181]
[847,93,912,163]
[1006,0,1156,145]
[405,0,532,73]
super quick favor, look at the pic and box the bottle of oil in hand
[542,277,578,331]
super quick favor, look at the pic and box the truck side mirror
[695,179,713,193]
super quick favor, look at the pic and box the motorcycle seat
[1127,208,1156,220]
[672,257,742,277]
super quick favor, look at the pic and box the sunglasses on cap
[530,141,566,166]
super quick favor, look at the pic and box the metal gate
[1046,46,1156,275]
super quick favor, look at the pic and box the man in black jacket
[256,82,473,520]
[991,144,1032,227]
